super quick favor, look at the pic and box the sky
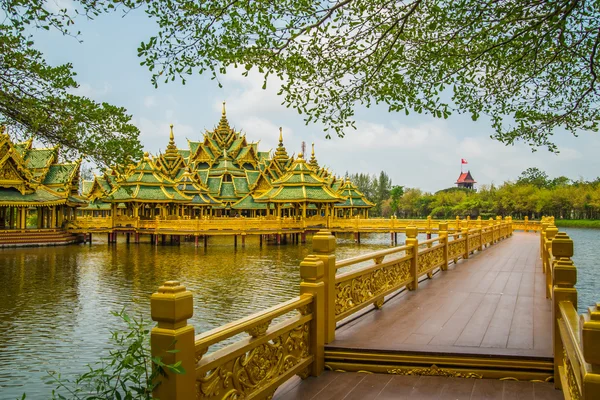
[29,2,600,193]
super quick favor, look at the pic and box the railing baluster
[150,281,196,399]
[299,255,325,377]
[552,232,577,389]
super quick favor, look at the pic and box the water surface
[0,229,598,398]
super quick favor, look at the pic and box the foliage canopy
[133,0,600,152]
[0,0,143,166]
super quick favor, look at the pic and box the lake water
[0,228,598,398]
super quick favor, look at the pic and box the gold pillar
[299,255,325,376]
[21,207,26,229]
[312,230,336,344]
[581,303,600,398]
[51,206,56,228]
[151,281,196,399]
[439,221,449,271]
[461,220,469,259]
[552,232,577,388]
[406,226,419,290]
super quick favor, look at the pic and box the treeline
[351,168,600,220]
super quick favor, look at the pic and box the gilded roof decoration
[0,131,86,206]
[78,110,374,212]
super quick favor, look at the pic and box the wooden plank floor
[328,232,552,358]
[273,372,563,400]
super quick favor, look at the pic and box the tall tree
[0,0,143,166]
[517,167,550,188]
[136,0,600,152]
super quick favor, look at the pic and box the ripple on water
[0,233,398,397]
[1,229,598,397]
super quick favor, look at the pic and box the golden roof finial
[309,142,319,170]
[222,101,226,116]
[298,152,304,160]
[169,124,174,140]
[279,127,283,144]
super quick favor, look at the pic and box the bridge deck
[274,371,562,400]
[330,232,552,358]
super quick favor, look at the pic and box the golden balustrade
[539,219,600,399]
[67,214,530,237]
[150,256,325,399]
[151,216,593,400]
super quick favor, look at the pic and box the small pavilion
[253,152,345,218]
[0,129,86,229]
[456,170,477,189]
[334,177,375,217]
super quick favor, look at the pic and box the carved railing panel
[448,238,466,260]
[335,256,412,321]
[468,233,481,252]
[194,295,314,400]
[417,244,445,275]
[196,319,311,400]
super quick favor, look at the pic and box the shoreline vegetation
[554,220,600,229]
[355,168,600,223]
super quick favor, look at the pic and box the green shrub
[21,309,184,400]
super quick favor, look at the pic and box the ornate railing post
[461,220,469,259]
[541,218,549,263]
[406,226,419,290]
[496,216,502,238]
[544,225,558,299]
[426,215,432,237]
[455,215,460,232]
[312,230,336,344]
[508,216,513,236]
[552,233,577,388]
[439,221,449,271]
[581,303,600,398]
[299,255,325,377]
[477,216,483,251]
[524,216,530,232]
[151,281,196,400]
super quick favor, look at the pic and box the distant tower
[301,141,306,155]
[456,170,476,189]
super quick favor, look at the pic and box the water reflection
[1,228,596,398]
[0,233,401,397]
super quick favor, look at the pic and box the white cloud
[45,0,74,14]
[70,82,112,98]
[143,96,157,108]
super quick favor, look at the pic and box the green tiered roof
[254,153,345,203]
[104,154,191,203]
[335,178,376,208]
[80,105,374,213]
[0,130,86,207]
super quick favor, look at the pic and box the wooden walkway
[273,232,561,399]
[274,372,562,400]
[329,232,551,358]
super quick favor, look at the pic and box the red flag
[461,159,468,164]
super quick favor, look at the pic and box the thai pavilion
[0,128,86,230]
[81,105,374,218]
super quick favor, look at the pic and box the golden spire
[217,101,231,137]
[165,123,177,154]
[274,126,289,161]
[309,142,319,170]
